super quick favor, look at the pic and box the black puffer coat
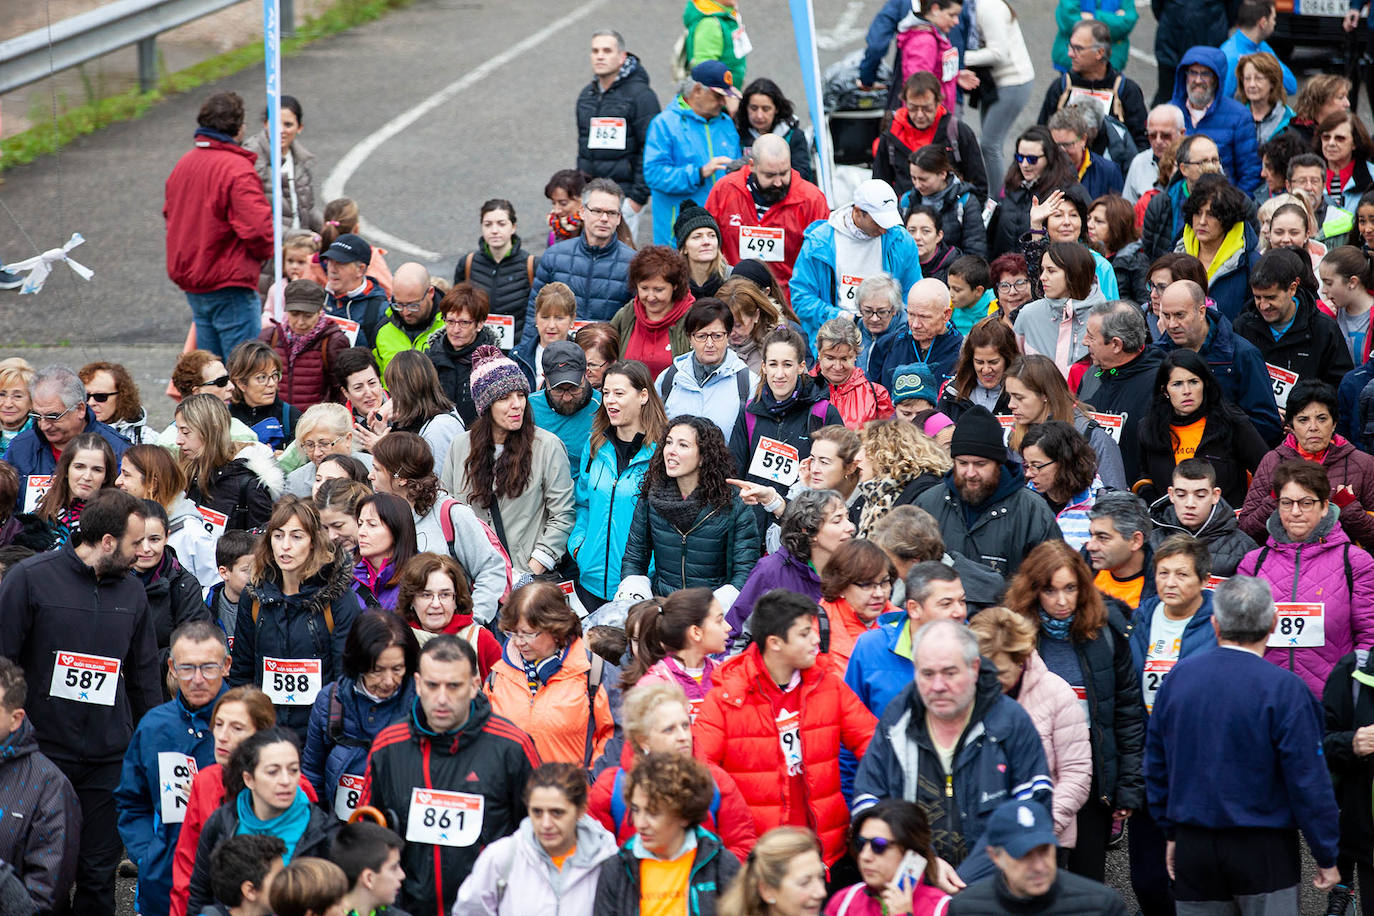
[593,828,740,916]
[140,546,213,676]
[456,237,535,344]
[1148,495,1257,576]
[425,326,499,425]
[1109,240,1150,305]
[621,489,760,596]
[575,52,661,205]
[184,451,278,532]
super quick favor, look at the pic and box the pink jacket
[824,880,950,916]
[895,20,958,113]
[638,655,719,719]
[1014,651,1093,846]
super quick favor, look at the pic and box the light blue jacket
[656,349,759,438]
[569,437,656,601]
[1220,31,1297,100]
[790,217,923,341]
[530,388,602,483]
[644,97,741,246]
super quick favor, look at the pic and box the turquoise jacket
[644,97,741,246]
[569,436,656,601]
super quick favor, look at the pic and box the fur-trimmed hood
[230,440,286,498]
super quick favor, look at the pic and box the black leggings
[1067,797,1112,883]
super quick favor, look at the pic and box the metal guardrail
[0,0,295,96]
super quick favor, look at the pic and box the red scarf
[888,105,947,155]
[623,293,694,378]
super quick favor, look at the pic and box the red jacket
[259,317,349,411]
[164,132,275,294]
[813,366,894,431]
[693,645,876,865]
[588,741,758,861]
[706,165,830,295]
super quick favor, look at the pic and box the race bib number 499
[406,788,484,847]
[50,652,120,706]
[739,226,784,262]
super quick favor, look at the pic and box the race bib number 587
[50,652,120,706]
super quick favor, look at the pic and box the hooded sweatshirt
[452,814,618,916]
[1013,285,1108,377]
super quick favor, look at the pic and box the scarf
[506,640,569,696]
[283,317,328,363]
[857,477,910,538]
[235,787,312,863]
[1038,609,1074,640]
[1182,220,1246,280]
[624,294,694,373]
[135,548,174,588]
[548,211,582,241]
[649,481,707,533]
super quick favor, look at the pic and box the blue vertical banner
[264,0,283,287]
[788,0,834,205]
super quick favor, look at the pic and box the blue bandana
[1038,609,1075,641]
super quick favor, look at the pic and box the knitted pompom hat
[470,345,530,415]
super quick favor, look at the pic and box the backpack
[325,680,371,749]
[437,498,513,603]
[1055,74,1137,162]
[1252,543,1354,599]
[463,252,536,288]
[661,363,752,404]
[610,765,720,833]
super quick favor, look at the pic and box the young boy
[890,362,955,448]
[208,834,286,916]
[206,530,257,641]
[331,822,409,916]
[946,255,996,337]
[523,281,576,388]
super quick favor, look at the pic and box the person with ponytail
[1320,245,1374,364]
[717,827,827,916]
[313,198,393,296]
[625,587,728,711]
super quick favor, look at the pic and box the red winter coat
[705,165,830,296]
[588,741,758,861]
[164,132,275,294]
[694,645,876,865]
[812,366,895,431]
[259,317,349,411]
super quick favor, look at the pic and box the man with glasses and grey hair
[1037,19,1148,153]
[576,29,660,238]
[1079,300,1163,484]
[520,178,635,351]
[4,364,131,494]
[1123,105,1185,203]
[1145,575,1342,913]
[115,619,222,916]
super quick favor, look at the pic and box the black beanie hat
[949,405,1008,463]
[673,201,720,251]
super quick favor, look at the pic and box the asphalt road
[0,0,1341,912]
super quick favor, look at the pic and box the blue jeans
[185,286,261,358]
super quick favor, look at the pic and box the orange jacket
[819,597,895,673]
[705,165,830,295]
[693,645,876,865]
[484,637,614,766]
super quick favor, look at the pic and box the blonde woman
[854,419,952,538]
[174,393,283,530]
[283,403,373,497]
[0,357,34,452]
[716,827,827,916]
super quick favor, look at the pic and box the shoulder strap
[662,365,678,401]
[610,767,627,832]
[463,252,474,283]
[1353,648,1370,710]
[736,369,750,402]
[1055,72,1072,110]
[810,398,830,427]
[1111,75,1126,121]
[1256,545,1270,574]
[488,497,510,555]
[1346,543,1354,598]
[494,836,518,910]
[836,883,865,916]
[584,651,605,768]
[327,681,344,743]
[525,254,536,287]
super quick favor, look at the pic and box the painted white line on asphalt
[323,0,612,261]
[817,0,868,50]
[1130,45,1159,68]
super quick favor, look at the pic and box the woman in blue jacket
[302,610,417,821]
[569,360,667,607]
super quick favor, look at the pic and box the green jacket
[1052,0,1139,74]
[684,0,747,86]
[374,310,443,376]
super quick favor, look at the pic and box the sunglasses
[202,374,231,388]
[853,836,899,855]
[86,391,117,403]
[1015,153,1041,165]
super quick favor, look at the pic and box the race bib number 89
[1267,603,1325,648]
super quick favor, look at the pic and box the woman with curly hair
[1019,420,1103,549]
[79,361,156,444]
[940,316,1018,421]
[852,418,952,538]
[593,753,742,916]
[1004,355,1126,491]
[610,246,696,378]
[621,415,761,596]
[1003,540,1144,882]
[1178,174,1261,321]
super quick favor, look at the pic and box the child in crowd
[268,858,350,916]
[263,229,322,326]
[205,529,256,639]
[890,362,956,449]
[330,822,407,916]
[947,255,997,337]
[208,835,287,916]
[311,198,393,297]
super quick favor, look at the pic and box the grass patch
[0,0,411,171]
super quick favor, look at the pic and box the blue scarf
[506,640,569,696]
[1038,609,1075,641]
[235,787,311,863]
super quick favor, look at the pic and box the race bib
[334,773,366,821]
[261,657,323,706]
[484,315,515,350]
[839,274,863,309]
[1267,602,1325,648]
[739,226,784,262]
[587,117,627,150]
[406,788,484,847]
[50,651,120,706]
[997,414,1017,445]
[1086,411,1125,445]
[1141,658,1177,714]
[732,26,753,59]
[687,696,704,723]
[22,475,51,514]
[941,47,958,83]
[1071,684,1088,721]
[1067,87,1114,122]
[158,752,198,824]
[327,315,360,346]
[749,436,800,486]
[196,505,227,538]
[1205,575,1228,590]
[777,709,803,775]
[1266,363,1298,405]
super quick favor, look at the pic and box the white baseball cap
[851,179,902,230]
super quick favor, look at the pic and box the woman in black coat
[988,125,1084,259]
[425,284,504,425]
[175,394,278,531]
[132,501,211,693]
[456,200,535,347]
[1136,349,1268,506]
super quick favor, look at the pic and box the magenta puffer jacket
[1237,505,1374,697]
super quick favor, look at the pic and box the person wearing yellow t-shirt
[1086,491,1155,612]
[592,753,741,915]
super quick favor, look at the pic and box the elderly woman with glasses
[228,340,302,451]
[282,403,373,497]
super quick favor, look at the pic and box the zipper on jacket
[1288,544,1304,672]
[677,505,723,589]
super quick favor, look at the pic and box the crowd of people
[10,0,1374,914]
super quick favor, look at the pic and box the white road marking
[1130,45,1159,67]
[816,0,868,50]
[322,0,612,261]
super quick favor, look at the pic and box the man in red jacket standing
[705,133,828,300]
[164,92,274,361]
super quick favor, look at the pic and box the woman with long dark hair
[1137,349,1267,506]
[383,349,464,468]
[735,77,813,182]
[621,415,760,596]
[905,144,987,257]
[350,492,416,610]
[624,587,729,707]
[441,347,574,582]
[1004,355,1126,491]
[19,431,116,550]
[989,125,1082,258]
[175,393,280,530]
[1020,420,1103,549]
[940,316,1018,421]
[1088,194,1150,304]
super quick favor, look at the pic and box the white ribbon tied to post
[8,233,94,294]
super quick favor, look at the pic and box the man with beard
[374,262,444,375]
[913,405,1062,577]
[529,341,601,481]
[705,133,828,299]
[0,490,161,916]
[1168,46,1261,194]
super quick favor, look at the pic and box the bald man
[373,262,443,374]
[875,277,963,391]
[705,133,829,298]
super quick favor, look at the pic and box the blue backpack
[609,767,720,833]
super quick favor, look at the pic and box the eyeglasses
[996,279,1030,292]
[583,206,621,220]
[691,331,728,343]
[1024,459,1057,472]
[1015,154,1041,165]
[29,405,77,424]
[1067,42,1097,54]
[172,662,224,681]
[200,374,231,389]
[392,297,430,313]
[86,391,117,404]
[855,578,893,592]
[1148,281,1171,295]
[1279,496,1322,511]
[1180,156,1221,167]
[1185,68,1214,80]
[853,836,899,855]
[301,433,347,454]
[420,590,457,605]
[859,306,892,319]
[444,317,477,328]
[1056,140,1084,152]
[503,629,541,643]
[1147,131,1177,140]
[249,372,282,386]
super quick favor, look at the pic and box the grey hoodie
[452,814,618,915]
[1013,283,1108,373]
